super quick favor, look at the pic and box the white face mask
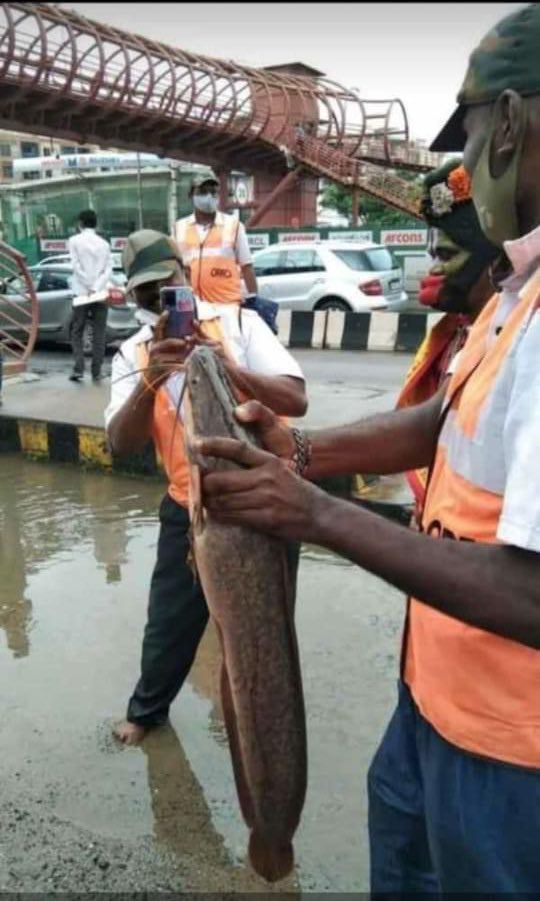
[135,307,159,327]
[193,194,218,215]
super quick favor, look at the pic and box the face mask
[135,307,159,327]
[471,104,526,247]
[193,194,218,215]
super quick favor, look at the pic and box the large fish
[182,345,307,882]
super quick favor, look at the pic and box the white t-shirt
[449,225,540,552]
[104,300,303,429]
[68,228,112,297]
[496,284,540,551]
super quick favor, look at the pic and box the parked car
[40,251,124,272]
[0,262,138,352]
[252,241,408,312]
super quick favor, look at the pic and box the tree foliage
[321,176,422,229]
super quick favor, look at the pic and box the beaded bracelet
[289,427,313,476]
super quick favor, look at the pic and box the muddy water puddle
[0,455,403,892]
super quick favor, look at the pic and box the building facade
[0,130,99,185]
[0,161,254,263]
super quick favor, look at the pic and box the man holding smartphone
[174,171,258,305]
[105,229,307,744]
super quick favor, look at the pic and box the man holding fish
[197,4,540,893]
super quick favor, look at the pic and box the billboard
[40,239,68,252]
[278,231,320,243]
[328,230,373,242]
[247,233,270,250]
[13,151,171,179]
[380,229,428,247]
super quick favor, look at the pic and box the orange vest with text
[405,269,540,769]
[175,213,242,304]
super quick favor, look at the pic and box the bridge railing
[0,242,39,376]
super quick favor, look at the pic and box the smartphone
[159,286,197,338]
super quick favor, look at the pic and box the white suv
[252,241,408,312]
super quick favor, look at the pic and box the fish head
[185,346,237,434]
[185,345,252,462]
[185,344,225,396]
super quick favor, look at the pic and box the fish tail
[248,830,294,882]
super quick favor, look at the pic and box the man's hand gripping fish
[183,346,307,882]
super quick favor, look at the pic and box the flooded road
[0,455,404,892]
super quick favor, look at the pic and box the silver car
[252,241,408,312]
[39,251,125,271]
[0,262,138,351]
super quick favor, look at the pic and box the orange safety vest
[396,313,468,510]
[175,213,243,304]
[136,317,228,508]
[404,268,540,768]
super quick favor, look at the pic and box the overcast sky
[63,2,522,143]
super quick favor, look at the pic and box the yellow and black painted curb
[0,413,165,478]
[0,413,412,521]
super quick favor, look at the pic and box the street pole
[217,169,228,212]
[76,171,94,212]
[168,162,178,237]
[136,151,144,229]
[351,184,359,227]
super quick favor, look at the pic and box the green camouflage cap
[122,229,180,293]
[189,169,219,192]
[431,3,540,151]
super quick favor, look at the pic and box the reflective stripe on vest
[175,214,242,304]
[405,268,540,769]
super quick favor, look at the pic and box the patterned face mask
[471,102,526,247]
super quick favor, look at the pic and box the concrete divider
[277,309,442,351]
[325,309,345,349]
[0,413,162,476]
[0,412,357,498]
[277,309,327,348]
[1,411,413,520]
[367,312,399,351]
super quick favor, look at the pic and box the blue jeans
[368,682,540,895]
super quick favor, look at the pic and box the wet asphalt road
[29,343,413,392]
[0,454,406,893]
[26,344,413,432]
